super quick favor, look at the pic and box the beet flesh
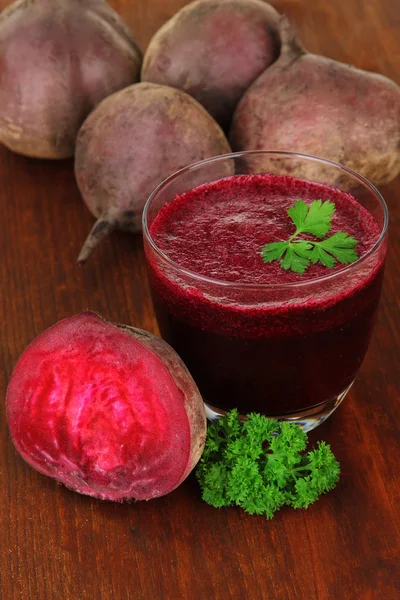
[75,82,232,264]
[0,0,142,159]
[6,312,206,501]
[141,0,280,130]
[230,16,400,186]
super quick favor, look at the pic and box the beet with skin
[0,0,142,159]
[142,0,280,130]
[75,82,232,264]
[230,16,400,186]
[6,312,207,502]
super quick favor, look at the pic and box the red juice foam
[146,174,385,416]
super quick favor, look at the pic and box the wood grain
[0,1,399,598]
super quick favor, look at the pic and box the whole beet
[6,311,207,502]
[230,16,400,186]
[141,0,280,130]
[75,82,232,264]
[0,0,142,159]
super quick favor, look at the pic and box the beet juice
[143,154,387,430]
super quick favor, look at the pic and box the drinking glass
[143,151,388,431]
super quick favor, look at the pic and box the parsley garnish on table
[261,199,358,274]
[196,410,340,519]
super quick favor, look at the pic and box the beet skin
[75,82,231,264]
[142,0,280,130]
[230,16,400,186]
[6,312,207,502]
[0,0,142,159]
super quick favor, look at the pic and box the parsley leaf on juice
[261,199,358,274]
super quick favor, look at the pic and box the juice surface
[150,174,380,286]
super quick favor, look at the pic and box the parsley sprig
[261,199,358,274]
[196,410,340,519]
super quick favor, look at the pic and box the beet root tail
[77,215,116,265]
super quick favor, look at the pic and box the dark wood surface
[1,1,399,598]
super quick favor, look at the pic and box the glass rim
[142,150,389,290]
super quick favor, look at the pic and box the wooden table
[0,0,399,598]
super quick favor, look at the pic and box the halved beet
[6,311,206,501]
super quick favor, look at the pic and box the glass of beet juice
[143,152,388,431]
